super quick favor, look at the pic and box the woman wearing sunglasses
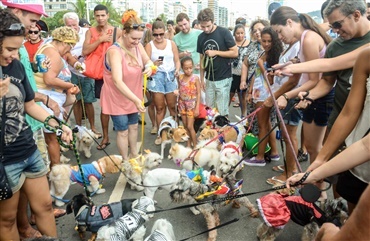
[0,10,73,240]
[145,20,180,145]
[33,26,80,169]
[100,9,153,162]
[24,23,43,63]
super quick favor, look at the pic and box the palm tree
[93,0,123,27]
[71,0,88,20]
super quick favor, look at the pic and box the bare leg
[128,124,139,158]
[165,92,177,117]
[255,103,272,160]
[0,191,21,240]
[116,129,129,160]
[100,112,110,145]
[229,91,235,106]
[186,116,197,147]
[73,100,83,126]
[23,176,56,237]
[17,191,41,238]
[239,91,247,117]
[146,91,156,128]
[44,132,60,168]
[154,93,166,129]
[85,103,97,132]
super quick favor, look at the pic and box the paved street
[56,100,312,241]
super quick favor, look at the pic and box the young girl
[244,27,283,167]
[177,56,201,147]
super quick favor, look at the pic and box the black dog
[66,193,135,241]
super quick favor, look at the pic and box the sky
[220,0,327,19]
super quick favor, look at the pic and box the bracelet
[45,95,49,108]
[282,93,289,101]
[296,171,311,185]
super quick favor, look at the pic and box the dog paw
[55,200,65,207]
[96,188,106,194]
[191,209,201,215]
[250,210,259,218]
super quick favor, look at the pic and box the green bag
[244,133,271,156]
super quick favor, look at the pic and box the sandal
[54,208,66,218]
[272,165,284,172]
[151,127,158,135]
[154,136,162,145]
[97,142,111,150]
[233,103,240,107]
[266,176,286,185]
[19,227,42,241]
[92,130,102,139]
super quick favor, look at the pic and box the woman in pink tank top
[101,10,153,161]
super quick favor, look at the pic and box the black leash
[179,218,239,241]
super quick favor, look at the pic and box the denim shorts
[148,70,177,94]
[281,99,302,126]
[302,89,334,127]
[71,74,96,103]
[4,150,47,193]
[111,113,139,131]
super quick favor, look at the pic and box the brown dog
[198,127,239,150]
[160,125,189,158]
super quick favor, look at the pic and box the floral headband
[122,9,137,25]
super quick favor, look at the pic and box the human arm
[316,182,370,241]
[307,47,370,170]
[273,44,369,76]
[199,53,205,91]
[106,48,145,113]
[138,43,154,77]
[171,41,181,77]
[205,45,238,58]
[286,133,370,187]
[0,77,10,98]
[194,75,201,117]
[82,28,112,56]
[240,58,249,90]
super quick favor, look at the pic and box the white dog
[217,141,244,178]
[49,155,123,206]
[97,196,156,241]
[123,152,163,192]
[75,125,96,158]
[169,142,220,171]
[144,219,176,241]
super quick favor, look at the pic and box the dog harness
[70,163,102,185]
[109,211,146,241]
[257,193,325,229]
[75,201,129,232]
[145,230,169,241]
[217,125,240,144]
[157,116,177,136]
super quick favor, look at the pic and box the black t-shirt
[1,59,37,164]
[197,26,236,81]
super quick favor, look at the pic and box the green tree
[152,13,168,24]
[93,0,122,27]
[71,0,88,19]
[42,10,69,31]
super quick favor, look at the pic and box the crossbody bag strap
[113,27,117,44]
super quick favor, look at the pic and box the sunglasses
[0,23,25,36]
[29,30,39,34]
[132,23,145,29]
[329,14,351,29]
[153,33,165,37]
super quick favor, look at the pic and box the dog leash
[140,74,148,154]
[43,116,91,198]
[179,218,239,241]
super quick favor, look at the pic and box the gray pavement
[56,100,312,241]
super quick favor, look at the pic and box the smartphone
[158,56,164,61]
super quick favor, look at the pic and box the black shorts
[94,79,104,99]
[336,170,368,204]
[302,88,334,126]
[230,74,245,93]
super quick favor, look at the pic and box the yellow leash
[140,74,148,154]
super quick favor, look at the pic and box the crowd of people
[0,0,369,240]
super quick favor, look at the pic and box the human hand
[173,89,179,96]
[194,63,200,70]
[240,81,247,90]
[271,62,293,77]
[285,173,306,188]
[44,56,52,70]
[143,65,153,77]
[46,97,62,117]
[277,96,288,109]
[74,62,86,73]
[67,85,80,95]
[205,50,217,58]
[99,34,112,43]
[135,99,146,113]
[153,59,163,66]
[315,223,340,241]
[60,125,73,145]
[246,93,252,103]
[200,81,205,92]
[0,77,10,98]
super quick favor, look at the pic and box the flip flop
[266,176,286,185]
[92,131,102,139]
[272,165,284,172]
[233,103,240,107]
[97,142,111,150]
[53,208,66,218]
[19,227,42,241]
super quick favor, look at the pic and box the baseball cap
[79,19,90,28]
[36,20,49,32]
[1,0,48,17]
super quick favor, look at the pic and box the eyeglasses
[329,14,351,29]
[67,43,75,49]
[153,33,165,37]
[29,30,39,34]
[132,23,145,29]
[0,23,25,36]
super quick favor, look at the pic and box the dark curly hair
[0,10,24,54]
[261,27,283,68]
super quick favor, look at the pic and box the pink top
[101,43,143,115]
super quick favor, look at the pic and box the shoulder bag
[0,66,13,200]
[84,27,117,80]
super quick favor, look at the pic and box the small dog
[256,190,348,241]
[159,120,190,158]
[96,196,156,241]
[144,219,176,241]
[170,173,258,241]
[217,141,244,178]
[168,142,220,171]
[122,152,163,192]
[75,125,96,158]
[65,193,136,241]
[49,155,123,206]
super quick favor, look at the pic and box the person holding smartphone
[145,20,180,145]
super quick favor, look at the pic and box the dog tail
[49,164,72,181]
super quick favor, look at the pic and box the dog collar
[222,144,240,155]
[175,158,184,167]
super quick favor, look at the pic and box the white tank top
[150,39,175,72]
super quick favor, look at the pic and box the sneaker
[297,148,308,162]
[244,157,266,167]
[269,154,280,161]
